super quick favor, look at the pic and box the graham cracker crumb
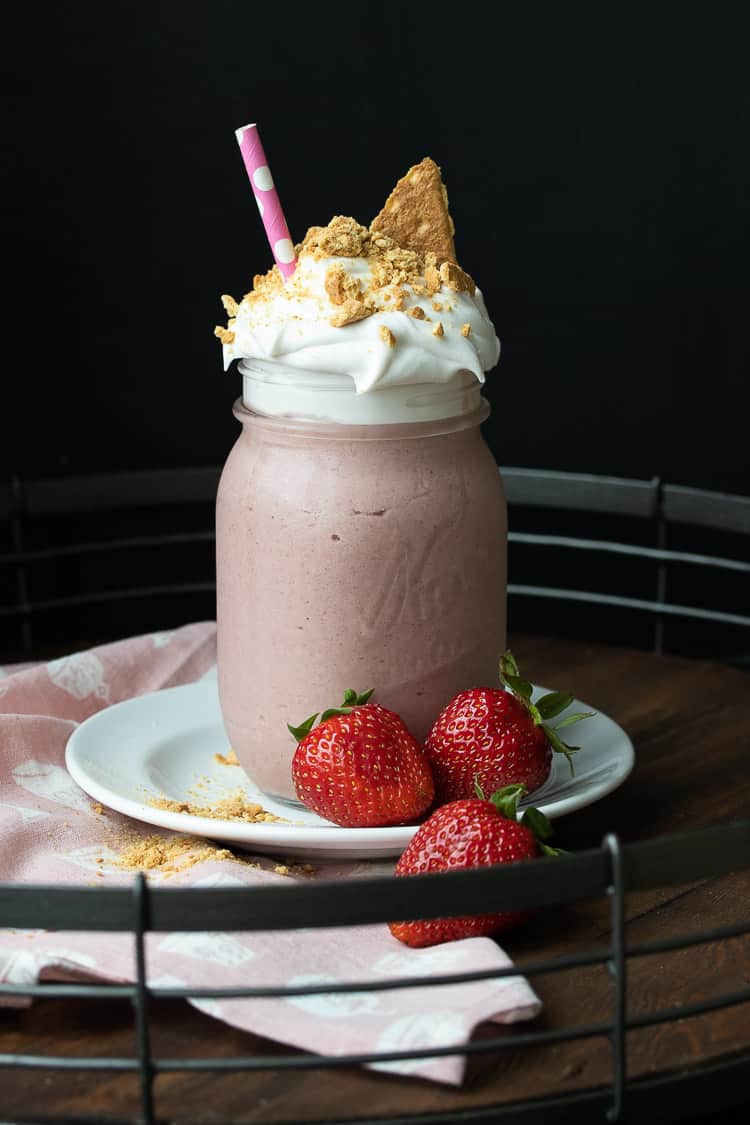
[330,297,373,328]
[92,803,105,816]
[274,861,318,878]
[439,260,476,295]
[221,294,239,317]
[408,306,425,319]
[113,833,241,877]
[431,301,443,312]
[379,325,396,348]
[371,256,416,292]
[244,266,284,305]
[432,321,445,338]
[214,749,240,766]
[299,215,370,258]
[214,326,235,345]
[148,792,286,824]
[461,323,472,337]
[424,254,441,295]
[324,264,363,306]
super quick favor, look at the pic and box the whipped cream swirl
[222,253,500,395]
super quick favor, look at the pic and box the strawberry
[289,689,435,828]
[425,650,593,804]
[389,784,559,947]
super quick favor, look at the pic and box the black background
[4,1,749,492]
[1,24,748,1121]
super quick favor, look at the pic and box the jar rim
[232,397,491,441]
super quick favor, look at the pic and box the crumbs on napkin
[104,827,317,881]
[111,832,251,878]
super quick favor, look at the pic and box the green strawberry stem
[498,650,594,777]
[474,780,564,856]
[288,688,375,742]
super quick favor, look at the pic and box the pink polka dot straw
[235,123,297,281]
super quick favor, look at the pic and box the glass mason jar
[216,366,507,805]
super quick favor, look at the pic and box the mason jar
[216,363,507,804]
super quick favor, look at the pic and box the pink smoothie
[216,400,507,804]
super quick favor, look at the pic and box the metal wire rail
[1,468,748,657]
[0,820,748,1125]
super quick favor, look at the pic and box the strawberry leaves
[499,649,594,777]
[320,688,374,722]
[477,780,565,857]
[520,805,564,856]
[287,713,320,742]
[486,782,526,820]
[535,691,574,720]
[288,689,375,742]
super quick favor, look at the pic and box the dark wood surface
[1,635,748,1124]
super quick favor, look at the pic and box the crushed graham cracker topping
[329,296,375,328]
[215,159,481,343]
[298,215,370,258]
[379,325,396,348]
[461,323,472,337]
[324,264,363,306]
[439,260,476,295]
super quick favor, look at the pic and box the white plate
[65,678,634,860]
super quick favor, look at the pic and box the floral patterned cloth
[0,623,541,1083]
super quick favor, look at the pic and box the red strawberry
[389,784,559,947]
[290,689,435,828]
[425,650,593,804]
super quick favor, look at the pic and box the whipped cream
[222,253,500,396]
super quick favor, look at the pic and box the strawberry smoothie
[215,158,507,803]
[216,401,506,802]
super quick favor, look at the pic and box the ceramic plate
[65,676,634,860]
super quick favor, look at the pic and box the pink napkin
[0,623,541,1084]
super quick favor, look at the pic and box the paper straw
[235,123,297,281]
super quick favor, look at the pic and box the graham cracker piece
[370,158,456,265]
[299,215,370,258]
[325,264,362,306]
[424,252,441,296]
[439,260,476,295]
[245,266,284,302]
[330,297,373,327]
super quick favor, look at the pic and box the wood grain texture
[0,637,748,1123]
